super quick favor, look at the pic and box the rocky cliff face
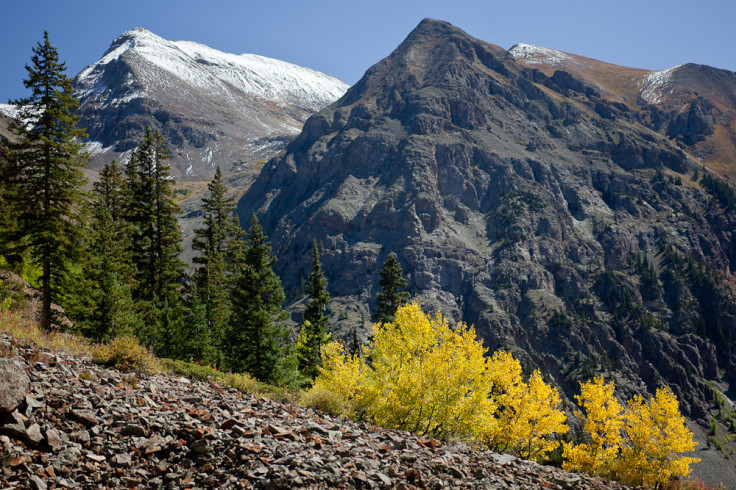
[237,20,736,424]
[509,43,736,179]
[71,28,349,180]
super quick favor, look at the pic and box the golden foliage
[307,303,567,461]
[563,377,699,488]
[481,352,569,461]
[563,377,624,478]
[618,387,700,488]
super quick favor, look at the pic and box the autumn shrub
[480,351,569,461]
[563,377,699,488]
[307,303,568,462]
[91,335,158,374]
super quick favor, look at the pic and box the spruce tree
[5,32,88,330]
[125,128,185,349]
[226,214,287,382]
[73,161,139,340]
[373,251,410,324]
[191,166,243,361]
[298,240,332,379]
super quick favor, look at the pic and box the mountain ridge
[237,19,736,445]
[70,27,349,180]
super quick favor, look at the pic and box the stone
[69,409,98,427]
[0,358,29,413]
[121,424,147,437]
[45,428,63,451]
[25,423,43,445]
[113,453,133,467]
[29,475,47,490]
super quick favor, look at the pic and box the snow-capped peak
[75,28,349,111]
[638,65,682,105]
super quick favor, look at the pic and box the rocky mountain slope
[237,18,736,442]
[0,334,631,489]
[509,43,736,179]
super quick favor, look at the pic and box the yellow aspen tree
[617,387,699,488]
[364,303,496,439]
[481,351,568,462]
[306,340,367,418]
[562,377,624,478]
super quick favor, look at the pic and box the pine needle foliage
[226,214,288,382]
[5,31,88,330]
[373,251,410,324]
[298,240,332,379]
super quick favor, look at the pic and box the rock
[29,475,47,490]
[69,409,98,427]
[113,453,132,467]
[45,428,63,451]
[0,358,29,413]
[121,423,147,437]
[25,423,43,445]
[0,410,26,440]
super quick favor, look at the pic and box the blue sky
[1,0,733,101]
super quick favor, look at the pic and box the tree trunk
[41,259,51,331]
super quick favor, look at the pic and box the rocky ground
[0,333,631,489]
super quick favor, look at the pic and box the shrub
[91,335,158,374]
[308,303,567,462]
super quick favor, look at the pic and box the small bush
[300,384,349,417]
[91,335,158,374]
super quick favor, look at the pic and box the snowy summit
[76,27,348,111]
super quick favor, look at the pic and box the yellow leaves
[306,303,698,488]
[480,351,568,461]
[562,377,624,478]
[306,303,567,461]
[618,387,699,488]
[363,303,495,440]
[563,377,699,488]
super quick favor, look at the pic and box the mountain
[70,27,349,180]
[509,43,736,179]
[238,17,736,454]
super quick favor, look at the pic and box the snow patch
[84,140,112,156]
[509,43,580,68]
[0,104,20,119]
[638,66,681,105]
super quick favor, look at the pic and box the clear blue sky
[1,0,733,101]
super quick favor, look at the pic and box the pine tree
[73,161,139,340]
[373,251,410,324]
[191,166,243,361]
[125,128,185,349]
[226,214,287,382]
[5,32,88,330]
[298,240,332,379]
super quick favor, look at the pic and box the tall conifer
[373,251,409,324]
[226,214,287,381]
[191,166,243,361]
[125,128,185,348]
[5,32,88,330]
[74,161,139,340]
[297,240,332,379]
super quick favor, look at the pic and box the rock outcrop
[237,19,736,425]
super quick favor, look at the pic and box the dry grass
[0,307,90,356]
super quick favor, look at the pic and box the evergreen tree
[125,128,185,349]
[191,166,243,361]
[226,214,287,382]
[5,32,88,330]
[73,161,139,340]
[298,240,332,379]
[373,251,410,324]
